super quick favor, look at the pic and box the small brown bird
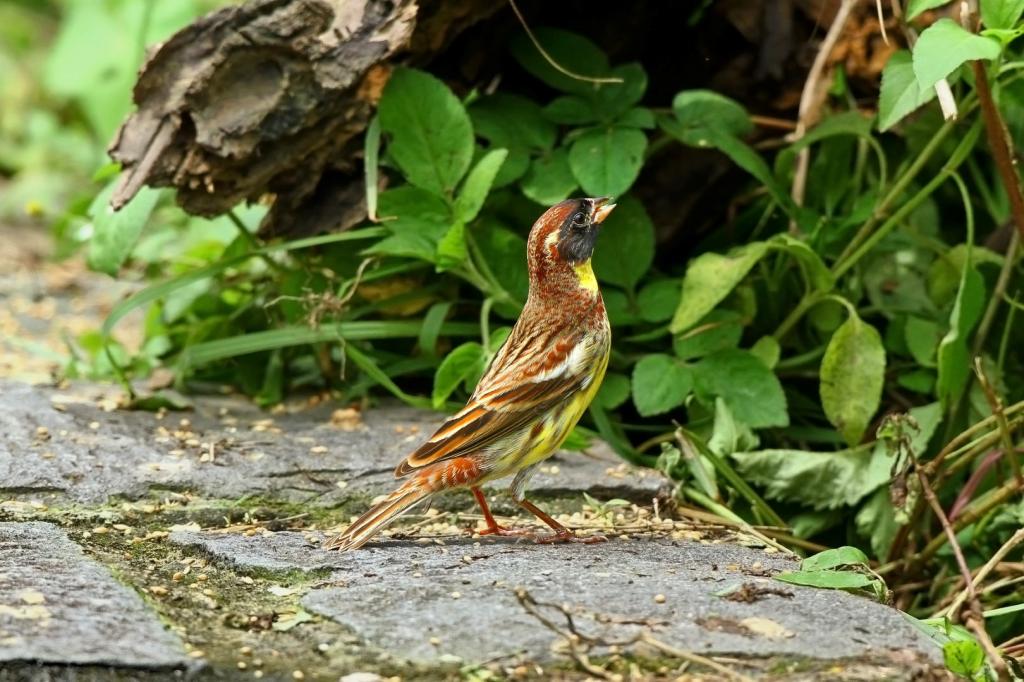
[324,197,615,551]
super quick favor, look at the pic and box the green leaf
[595,372,630,410]
[693,349,788,428]
[774,569,876,590]
[617,107,656,129]
[433,342,485,408]
[669,241,768,333]
[435,221,467,271]
[568,126,647,198]
[671,90,753,139]
[906,0,952,20]
[86,181,161,276]
[511,28,610,96]
[591,63,648,121]
[879,51,939,132]
[856,488,901,558]
[591,196,654,289]
[366,187,452,262]
[769,234,835,291]
[800,546,870,571]
[543,96,598,125]
[904,316,942,367]
[521,149,578,205]
[474,222,529,306]
[820,312,886,446]
[943,640,986,677]
[708,397,758,457]
[981,0,1024,28]
[673,310,743,360]
[632,354,693,417]
[454,149,508,223]
[470,94,556,150]
[637,278,681,323]
[378,67,474,196]
[937,268,985,408]
[750,336,781,369]
[912,19,1001,91]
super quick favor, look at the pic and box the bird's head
[526,197,616,294]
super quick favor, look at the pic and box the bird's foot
[533,530,608,545]
[474,524,536,538]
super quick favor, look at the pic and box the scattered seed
[237,661,248,670]
[450,591,461,599]
[429,637,441,646]
[292,671,304,680]
[654,594,666,604]
[88,421,100,430]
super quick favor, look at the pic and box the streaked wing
[395,324,596,476]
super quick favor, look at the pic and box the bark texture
[109,0,497,236]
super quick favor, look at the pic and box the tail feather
[322,480,430,551]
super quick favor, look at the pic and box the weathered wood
[109,0,498,236]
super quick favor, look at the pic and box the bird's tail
[322,478,431,551]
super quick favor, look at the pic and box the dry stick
[915,467,1007,679]
[789,0,859,231]
[945,528,1024,620]
[972,60,1024,240]
[507,0,623,86]
[972,358,1023,484]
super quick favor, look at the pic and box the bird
[323,197,616,551]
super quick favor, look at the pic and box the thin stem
[972,60,1024,242]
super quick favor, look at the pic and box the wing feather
[394,325,595,477]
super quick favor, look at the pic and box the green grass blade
[344,343,431,409]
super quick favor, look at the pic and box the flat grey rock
[0,522,187,668]
[171,530,942,668]
[0,379,664,507]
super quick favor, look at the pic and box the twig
[916,465,1007,678]
[972,61,1024,242]
[945,528,1024,620]
[638,635,755,682]
[972,358,1023,484]
[790,0,859,228]
[507,0,623,85]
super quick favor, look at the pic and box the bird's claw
[474,524,536,538]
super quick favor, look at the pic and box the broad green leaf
[673,310,743,360]
[943,641,986,677]
[454,149,508,223]
[904,316,942,367]
[510,28,610,96]
[568,126,647,198]
[591,63,648,121]
[879,51,939,131]
[981,0,1024,28]
[378,67,473,196]
[693,349,788,428]
[927,243,1002,304]
[521,149,578,205]
[474,222,529,307]
[732,443,884,509]
[632,354,693,417]
[591,196,654,289]
[774,569,876,590]
[856,488,901,558]
[86,181,161,276]
[435,221,467,271]
[671,90,753,139]
[365,187,451,262]
[906,0,952,20]
[637,278,681,323]
[750,336,781,369]
[937,268,985,408]
[595,372,630,410]
[543,96,598,125]
[469,94,556,150]
[801,546,870,571]
[820,312,886,446]
[433,342,485,408]
[670,241,768,333]
[913,19,1001,91]
[708,397,758,457]
[616,107,656,129]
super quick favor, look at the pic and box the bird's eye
[571,212,586,226]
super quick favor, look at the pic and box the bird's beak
[592,197,616,224]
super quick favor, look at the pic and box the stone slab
[0,380,665,508]
[0,522,188,668]
[170,530,942,668]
